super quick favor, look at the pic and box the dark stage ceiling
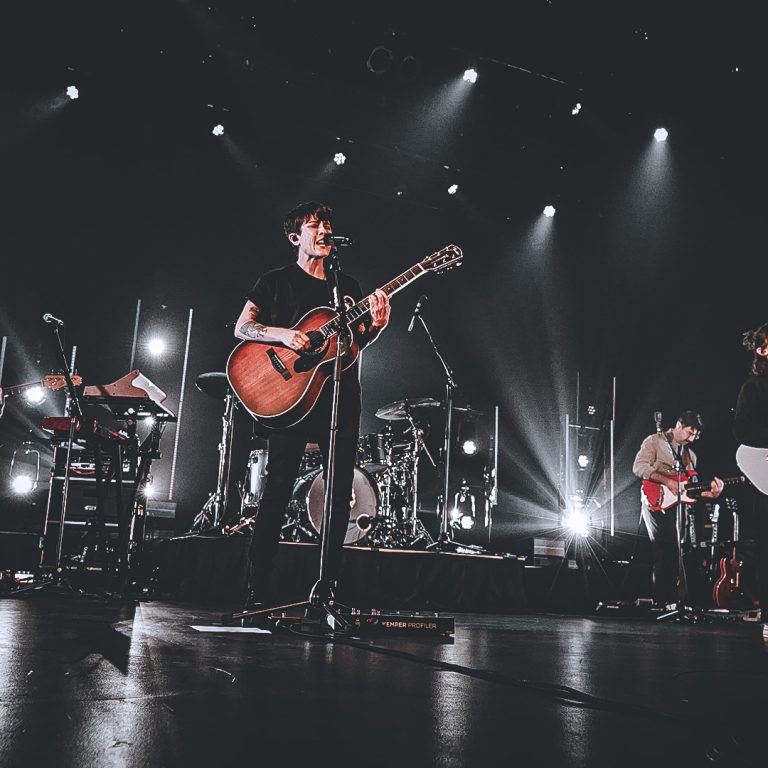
[0,1,761,544]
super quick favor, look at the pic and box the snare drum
[357,432,388,470]
[291,466,379,545]
[242,448,268,509]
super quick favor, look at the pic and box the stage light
[587,405,596,416]
[462,68,478,84]
[142,478,155,498]
[10,475,35,495]
[577,454,590,469]
[543,205,556,217]
[459,514,475,530]
[212,124,224,136]
[333,152,346,166]
[66,85,79,100]
[563,509,589,537]
[447,184,459,195]
[653,127,668,142]
[23,386,46,405]
[461,439,478,456]
[571,102,582,116]
[147,338,166,356]
[366,45,393,75]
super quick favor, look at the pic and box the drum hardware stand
[190,388,237,534]
[223,239,354,634]
[402,406,436,548]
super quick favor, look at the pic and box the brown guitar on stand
[712,498,752,609]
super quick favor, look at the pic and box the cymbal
[375,397,441,421]
[195,371,229,400]
[453,405,485,418]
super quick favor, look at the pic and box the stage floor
[0,594,765,767]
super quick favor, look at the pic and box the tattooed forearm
[240,321,268,339]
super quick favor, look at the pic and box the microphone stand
[658,435,694,622]
[414,309,458,552]
[225,242,352,633]
[16,321,86,597]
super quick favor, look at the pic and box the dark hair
[677,410,703,430]
[283,201,334,241]
[742,322,768,375]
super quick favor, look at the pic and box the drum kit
[238,396,442,549]
[194,371,495,550]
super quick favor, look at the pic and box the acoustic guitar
[227,244,463,428]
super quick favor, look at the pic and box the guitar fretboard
[318,263,427,337]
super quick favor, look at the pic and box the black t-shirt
[734,374,768,448]
[245,262,372,424]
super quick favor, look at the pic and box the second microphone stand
[410,303,459,553]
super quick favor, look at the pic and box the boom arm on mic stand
[407,295,427,333]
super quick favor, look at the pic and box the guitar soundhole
[293,332,328,372]
[301,331,327,356]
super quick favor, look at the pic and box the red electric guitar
[1,374,82,400]
[641,471,745,512]
[227,244,463,428]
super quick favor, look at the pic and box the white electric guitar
[736,445,768,495]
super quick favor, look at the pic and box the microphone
[407,295,427,333]
[654,411,663,433]
[43,313,64,327]
[318,234,353,247]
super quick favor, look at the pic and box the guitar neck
[685,476,744,494]
[4,382,38,397]
[322,263,427,332]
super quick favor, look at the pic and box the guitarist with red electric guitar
[633,410,725,608]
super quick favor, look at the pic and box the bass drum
[293,466,379,545]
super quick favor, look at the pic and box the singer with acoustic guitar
[633,410,724,607]
[734,321,768,640]
[232,201,390,611]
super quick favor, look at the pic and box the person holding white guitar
[633,410,724,607]
[734,321,768,639]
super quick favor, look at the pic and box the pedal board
[269,607,455,637]
[346,608,455,637]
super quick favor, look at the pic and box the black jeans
[642,503,685,604]
[247,403,360,599]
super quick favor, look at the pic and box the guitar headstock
[42,374,83,391]
[421,244,463,274]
